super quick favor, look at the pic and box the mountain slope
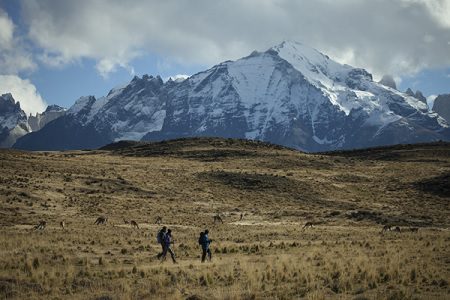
[13,41,450,151]
[28,105,66,132]
[433,94,450,123]
[0,93,31,148]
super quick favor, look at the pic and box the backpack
[157,230,165,243]
[198,232,205,245]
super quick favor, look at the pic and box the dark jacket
[200,233,211,249]
[163,233,172,247]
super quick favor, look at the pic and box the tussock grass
[0,139,449,299]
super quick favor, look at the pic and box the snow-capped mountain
[13,41,450,151]
[0,93,67,148]
[28,105,66,132]
[405,88,427,104]
[0,93,31,148]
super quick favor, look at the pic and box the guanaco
[213,214,224,224]
[381,225,392,233]
[94,216,108,225]
[130,220,139,229]
[34,220,46,230]
[302,222,315,230]
[392,226,401,232]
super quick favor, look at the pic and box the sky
[0,0,449,115]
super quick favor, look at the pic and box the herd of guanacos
[31,214,420,234]
[31,214,228,231]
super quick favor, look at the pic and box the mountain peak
[11,41,450,151]
[271,40,331,64]
[45,104,66,113]
[379,75,397,90]
[0,93,15,103]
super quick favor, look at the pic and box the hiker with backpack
[156,226,167,259]
[161,228,177,263]
[199,229,212,262]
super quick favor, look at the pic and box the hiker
[161,228,177,263]
[199,229,212,262]
[156,226,167,259]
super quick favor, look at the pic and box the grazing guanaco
[94,216,108,225]
[302,222,315,230]
[213,214,224,224]
[381,225,392,233]
[130,220,139,229]
[34,221,46,230]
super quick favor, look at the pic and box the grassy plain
[0,138,449,299]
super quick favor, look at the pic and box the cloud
[0,9,36,74]
[96,58,136,79]
[0,10,14,47]
[0,75,47,115]
[18,0,450,79]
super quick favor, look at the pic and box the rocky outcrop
[433,94,450,124]
[379,75,396,90]
[0,93,30,148]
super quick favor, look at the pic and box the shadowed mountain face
[433,94,450,124]
[28,105,66,132]
[13,41,450,151]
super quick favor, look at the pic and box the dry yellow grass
[0,138,449,299]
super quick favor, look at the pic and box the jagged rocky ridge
[405,88,427,104]
[13,41,450,151]
[28,105,66,132]
[0,93,66,147]
[0,93,30,147]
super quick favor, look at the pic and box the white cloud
[403,0,450,28]
[18,0,450,79]
[0,9,36,74]
[96,58,136,79]
[0,10,14,48]
[0,75,47,115]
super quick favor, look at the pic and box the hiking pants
[157,243,165,259]
[162,245,176,263]
[201,247,211,262]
